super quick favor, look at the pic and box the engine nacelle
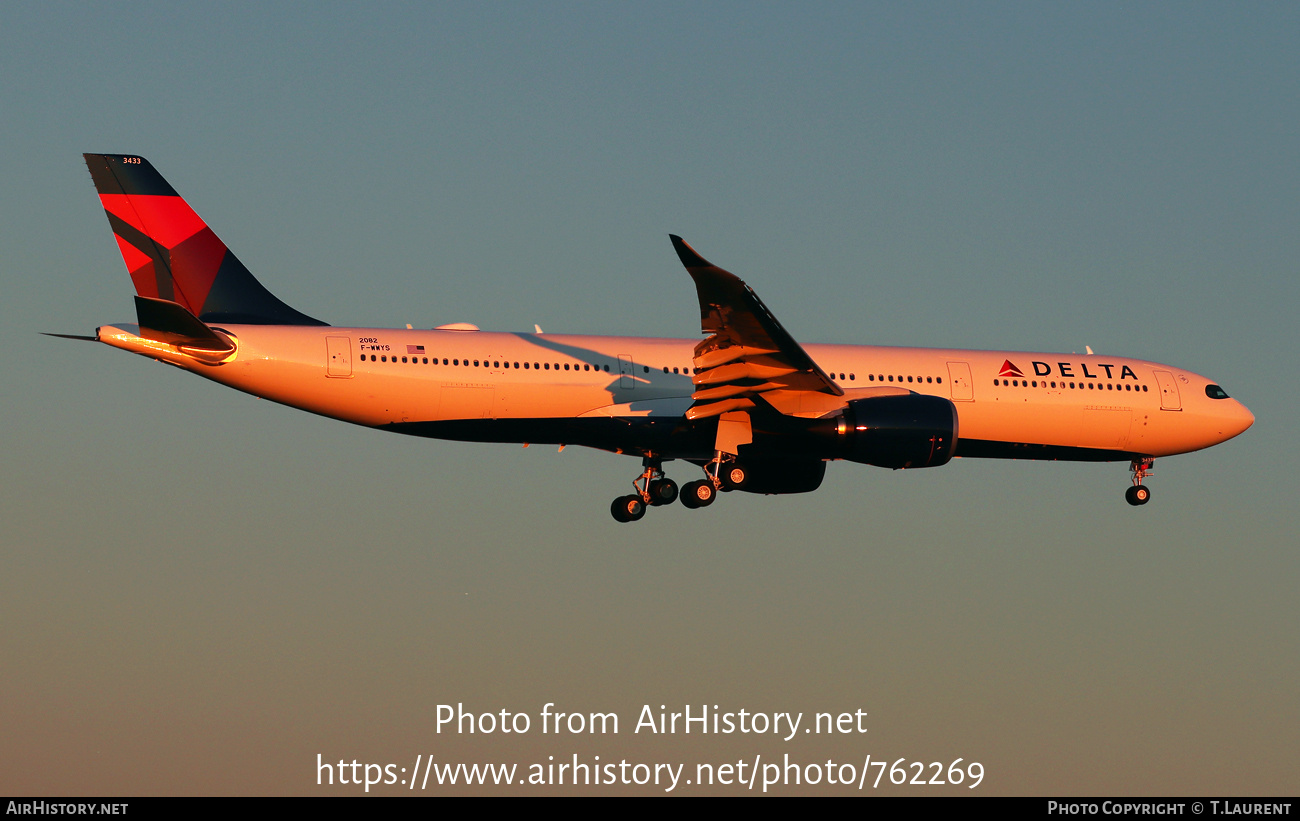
[829,394,958,469]
[723,458,826,495]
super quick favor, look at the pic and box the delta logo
[998,358,1141,381]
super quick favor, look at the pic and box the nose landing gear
[1126,458,1154,506]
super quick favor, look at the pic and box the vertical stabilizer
[83,154,327,326]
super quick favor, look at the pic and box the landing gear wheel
[720,464,747,492]
[680,483,701,509]
[611,495,646,522]
[648,478,679,506]
[681,479,716,509]
[1126,458,1154,507]
[1125,485,1151,506]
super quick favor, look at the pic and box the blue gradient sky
[2,2,1296,795]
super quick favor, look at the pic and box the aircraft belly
[957,396,1140,453]
[199,357,406,424]
[1135,408,1238,456]
[1078,406,1134,450]
[493,382,618,420]
[436,385,495,420]
[956,399,1076,447]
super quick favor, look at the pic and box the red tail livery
[83,154,325,326]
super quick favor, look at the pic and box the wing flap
[692,381,788,402]
[691,358,799,386]
[685,397,756,421]
[694,345,779,370]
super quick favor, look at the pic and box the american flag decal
[407,345,426,355]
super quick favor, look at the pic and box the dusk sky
[2,3,1296,794]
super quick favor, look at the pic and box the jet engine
[826,394,958,469]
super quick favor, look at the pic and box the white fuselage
[97,323,1254,461]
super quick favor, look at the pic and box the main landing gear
[610,458,679,522]
[1125,458,1154,506]
[610,452,743,521]
[678,478,717,509]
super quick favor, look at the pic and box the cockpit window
[1205,384,1230,399]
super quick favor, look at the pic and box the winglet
[670,234,713,270]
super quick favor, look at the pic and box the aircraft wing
[671,235,842,421]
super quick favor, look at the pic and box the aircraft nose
[1222,400,1254,440]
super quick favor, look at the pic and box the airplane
[58,153,1254,522]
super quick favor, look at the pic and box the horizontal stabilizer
[134,295,234,352]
